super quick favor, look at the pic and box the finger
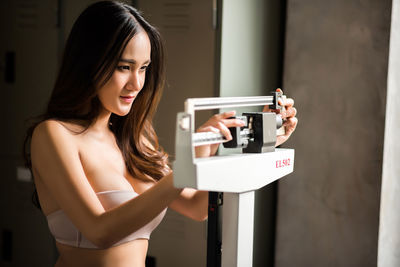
[214,110,236,120]
[197,126,220,133]
[283,117,298,136]
[278,97,294,107]
[221,118,246,128]
[281,107,297,119]
[215,122,232,140]
[284,98,294,107]
[288,107,297,118]
[283,116,298,128]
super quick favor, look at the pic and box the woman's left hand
[263,88,298,147]
[195,111,245,158]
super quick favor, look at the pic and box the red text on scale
[276,158,291,168]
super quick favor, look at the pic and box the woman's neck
[89,109,112,136]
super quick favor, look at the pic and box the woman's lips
[120,95,134,103]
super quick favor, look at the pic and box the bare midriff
[54,239,148,267]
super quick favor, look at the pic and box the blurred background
[0,0,398,266]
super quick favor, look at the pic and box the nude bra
[46,190,167,249]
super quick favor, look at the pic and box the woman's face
[97,30,151,116]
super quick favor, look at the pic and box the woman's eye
[117,65,130,71]
[140,65,148,71]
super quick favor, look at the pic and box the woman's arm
[32,120,182,249]
[169,189,209,221]
[168,112,245,221]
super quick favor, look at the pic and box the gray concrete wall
[275,1,391,266]
[378,1,400,266]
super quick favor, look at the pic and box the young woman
[24,1,297,266]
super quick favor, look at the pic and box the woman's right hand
[195,111,245,158]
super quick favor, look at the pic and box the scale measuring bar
[186,95,283,147]
[185,95,275,113]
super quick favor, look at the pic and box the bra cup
[97,190,139,210]
[46,190,167,248]
[47,210,80,244]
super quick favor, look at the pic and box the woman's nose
[127,72,142,91]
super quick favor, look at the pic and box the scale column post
[221,191,255,267]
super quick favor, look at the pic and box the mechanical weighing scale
[173,92,295,267]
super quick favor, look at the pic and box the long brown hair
[24,1,169,208]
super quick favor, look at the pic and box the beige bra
[46,190,166,249]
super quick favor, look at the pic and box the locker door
[0,0,60,266]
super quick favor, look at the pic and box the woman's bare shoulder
[32,119,85,143]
